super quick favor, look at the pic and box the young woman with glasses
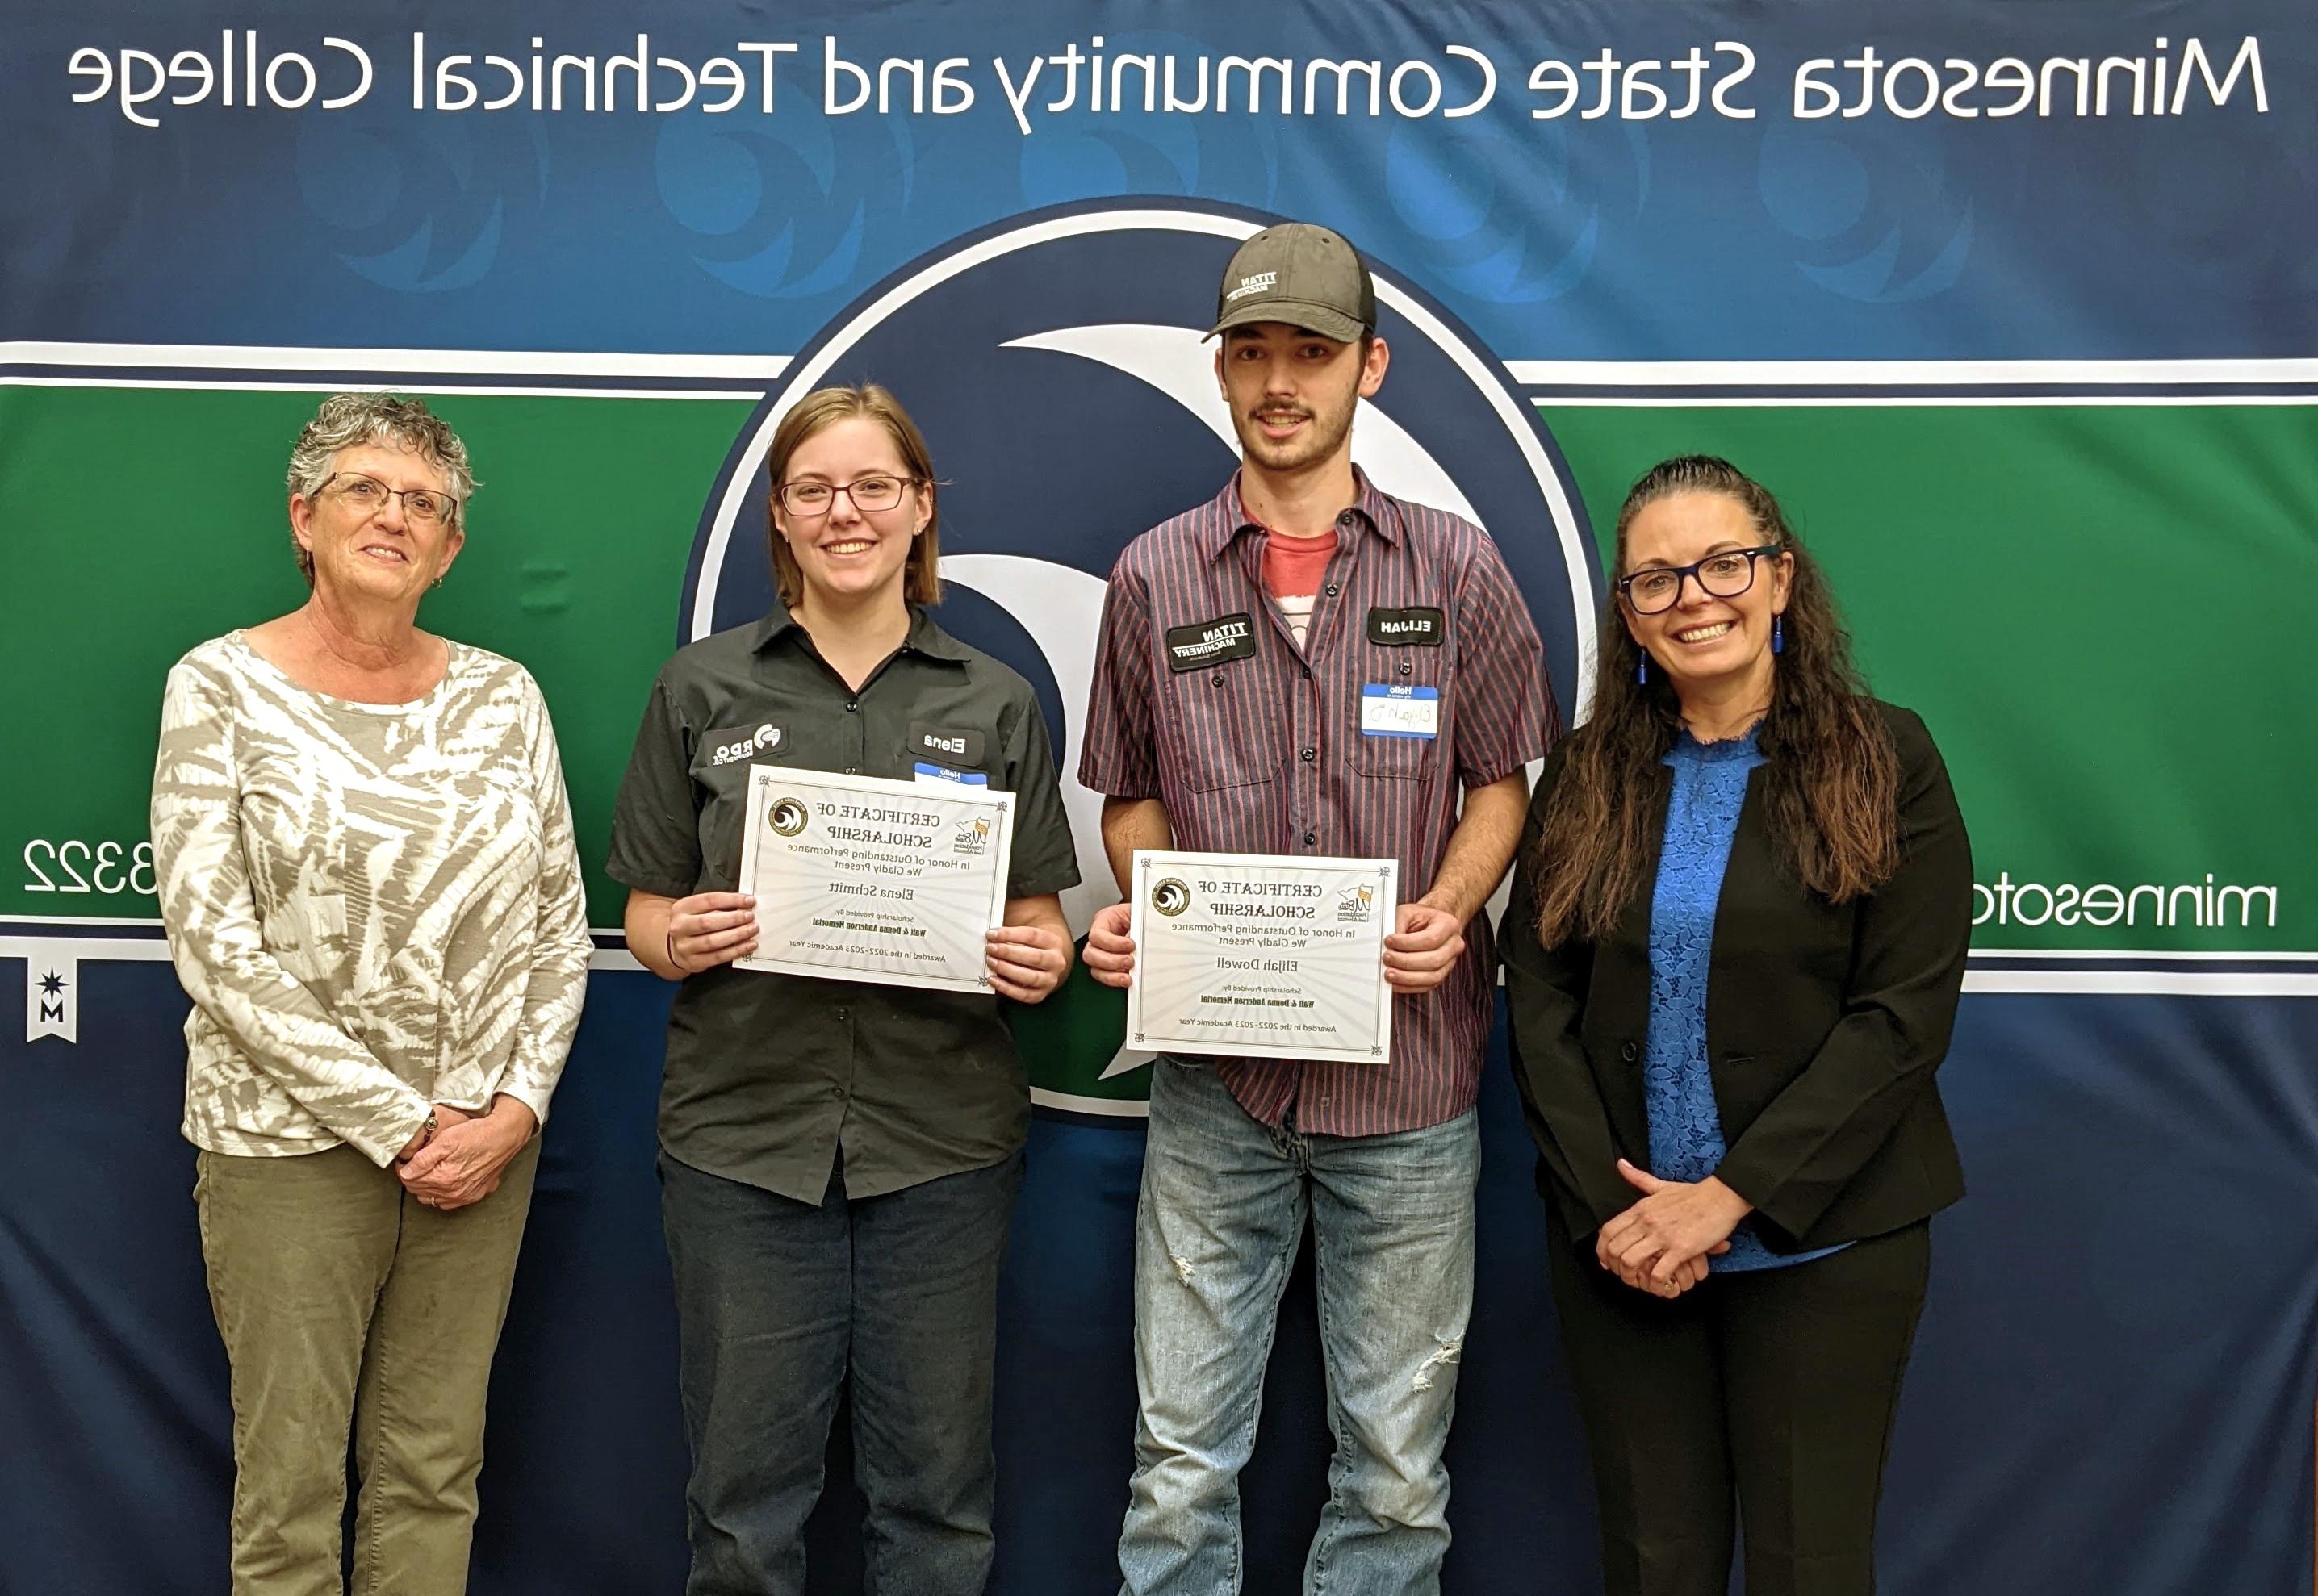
[605,385,1080,1594]
[1501,454,1974,1596]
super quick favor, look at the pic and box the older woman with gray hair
[151,392,592,1595]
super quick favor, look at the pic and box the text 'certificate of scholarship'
[735,767,1012,994]
[1124,849,1395,1064]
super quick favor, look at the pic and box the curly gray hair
[285,394,479,584]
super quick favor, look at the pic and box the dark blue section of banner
[6,963,2313,1595]
[5,2,2315,360]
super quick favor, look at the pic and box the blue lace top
[1644,727,1847,1272]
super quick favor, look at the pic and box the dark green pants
[1547,1219,1931,1596]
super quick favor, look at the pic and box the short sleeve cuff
[1461,737,1550,791]
[604,855,697,901]
[1008,864,1084,900]
[1076,758,1161,800]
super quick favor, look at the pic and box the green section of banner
[6,386,2309,955]
[0,386,755,926]
[1542,404,2318,951]
[1009,963,1148,1107]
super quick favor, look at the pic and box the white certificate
[734,767,1014,994]
[1124,850,1397,1065]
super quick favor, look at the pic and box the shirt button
[1324,583,1340,597]
[1211,673,1224,687]
[1621,1042,1638,1062]
[845,700,859,713]
[1303,830,1316,846]
[1337,511,1354,527]
[1303,665,1313,681]
[1399,662,1412,677]
[844,765,859,775]
[1300,746,1316,762]
[836,1006,851,1021]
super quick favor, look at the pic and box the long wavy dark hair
[1529,456,1900,947]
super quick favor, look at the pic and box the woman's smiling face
[290,441,463,606]
[1619,491,1792,695]
[770,416,930,608]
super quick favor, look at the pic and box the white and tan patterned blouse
[152,632,592,1167]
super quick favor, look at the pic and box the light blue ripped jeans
[1116,1059,1480,1596]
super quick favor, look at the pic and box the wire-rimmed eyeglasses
[775,474,918,516]
[317,471,460,527]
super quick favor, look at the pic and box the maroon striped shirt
[1081,470,1555,1134]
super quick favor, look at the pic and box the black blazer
[1502,700,1972,1253]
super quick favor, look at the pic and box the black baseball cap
[1207,223,1376,343]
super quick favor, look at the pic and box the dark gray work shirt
[606,602,1080,1203]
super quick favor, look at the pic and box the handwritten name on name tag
[1359,683,1440,739]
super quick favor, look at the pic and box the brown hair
[764,384,941,611]
[1527,455,1901,947]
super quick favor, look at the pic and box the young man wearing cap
[1080,222,1554,1594]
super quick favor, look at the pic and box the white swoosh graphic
[695,210,1593,721]
[936,553,1113,938]
[1002,324,1484,526]
[939,550,1157,1082]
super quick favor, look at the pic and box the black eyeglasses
[1617,545,1783,614]
[319,471,460,527]
[775,474,918,516]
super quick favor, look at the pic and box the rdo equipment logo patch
[685,202,1600,1115]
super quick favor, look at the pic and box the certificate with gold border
[734,767,1012,993]
[1123,849,1396,1065]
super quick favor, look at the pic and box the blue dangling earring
[1772,614,1785,656]
[1635,653,1650,685]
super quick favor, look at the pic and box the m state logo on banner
[25,945,77,1044]
[682,201,1600,1116]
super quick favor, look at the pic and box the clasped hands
[663,891,1071,1003]
[395,1096,537,1212]
[1594,1159,1754,1301]
[1086,898,1467,993]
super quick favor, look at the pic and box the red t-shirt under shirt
[1260,528,1338,650]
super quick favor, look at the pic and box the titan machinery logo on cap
[1205,222,1378,343]
[1224,270,1278,303]
[684,201,1600,1117]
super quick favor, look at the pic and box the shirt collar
[750,595,973,665]
[1201,466,1401,559]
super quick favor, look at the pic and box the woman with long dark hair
[1503,455,1973,1596]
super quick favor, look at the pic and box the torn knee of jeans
[1170,1253,1195,1284]
[1409,1334,1462,1393]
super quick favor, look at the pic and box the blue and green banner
[5,3,2315,1594]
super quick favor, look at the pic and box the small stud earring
[1772,614,1784,655]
